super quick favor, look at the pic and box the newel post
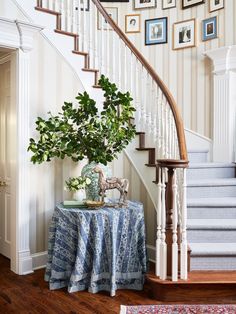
[157,159,189,281]
[204,46,236,162]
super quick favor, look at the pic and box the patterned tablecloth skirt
[45,201,147,296]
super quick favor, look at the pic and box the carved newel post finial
[92,166,129,205]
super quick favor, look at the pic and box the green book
[63,200,87,208]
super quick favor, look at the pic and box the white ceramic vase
[72,189,86,202]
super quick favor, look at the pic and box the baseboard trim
[31,251,47,270]
[18,250,33,275]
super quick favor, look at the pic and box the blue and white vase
[81,161,111,201]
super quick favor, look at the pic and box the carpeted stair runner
[187,151,236,270]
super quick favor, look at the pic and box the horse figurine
[93,165,129,204]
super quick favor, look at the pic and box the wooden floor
[0,255,162,314]
[1,255,236,313]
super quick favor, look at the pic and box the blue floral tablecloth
[44,201,147,296]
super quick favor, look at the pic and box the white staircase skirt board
[187,150,209,163]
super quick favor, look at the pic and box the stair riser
[188,230,236,243]
[187,167,235,180]
[191,256,236,271]
[187,185,236,198]
[188,207,236,219]
[188,152,208,163]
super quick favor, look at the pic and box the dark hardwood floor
[0,254,161,314]
[1,254,236,313]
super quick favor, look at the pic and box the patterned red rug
[120,304,236,314]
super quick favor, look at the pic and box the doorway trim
[0,17,43,274]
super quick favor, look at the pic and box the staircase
[187,150,236,271]
[13,0,236,302]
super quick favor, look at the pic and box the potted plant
[28,75,136,200]
[65,176,91,202]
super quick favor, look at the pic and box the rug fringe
[120,305,127,314]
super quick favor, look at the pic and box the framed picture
[209,0,224,12]
[173,19,196,50]
[134,0,157,10]
[125,14,141,33]
[162,0,176,10]
[145,18,168,45]
[97,7,118,30]
[75,0,89,11]
[202,16,217,41]
[182,0,204,9]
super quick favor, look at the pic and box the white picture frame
[209,0,224,12]
[97,7,118,30]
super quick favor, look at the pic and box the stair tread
[189,162,236,169]
[190,243,236,256]
[188,178,236,186]
[188,197,236,207]
[188,219,236,229]
[136,148,155,151]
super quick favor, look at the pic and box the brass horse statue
[93,165,129,204]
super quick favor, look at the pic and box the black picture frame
[145,17,168,46]
[182,0,205,9]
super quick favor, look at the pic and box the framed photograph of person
[202,16,217,41]
[145,18,168,45]
[134,0,157,10]
[173,19,196,50]
[97,7,118,30]
[125,14,141,33]
[182,0,204,9]
[162,0,176,10]
[209,0,224,12]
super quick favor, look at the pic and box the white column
[15,21,43,275]
[205,46,236,162]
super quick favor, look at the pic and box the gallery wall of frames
[99,0,236,140]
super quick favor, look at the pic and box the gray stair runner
[187,150,236,270]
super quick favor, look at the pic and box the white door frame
[0,17,43,274]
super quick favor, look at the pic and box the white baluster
[123,45,127,92]
[83,0,87,51]
[71,0,77,33]
[54,0,60,12]
[155,167,162,277]
[172,169,178,281]
[106,18,110,77]
[89,0,93,69]
[160,168,167,280]
[93,3,98,69]
[117,38,121,89]
[100,11,105,74]
[180,168,188,280]
[60,1,65,31]
[112,27,116,83]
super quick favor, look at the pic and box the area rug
[120,304,236,314]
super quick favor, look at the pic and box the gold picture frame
[125,14,141,34]
[173,18,196,50]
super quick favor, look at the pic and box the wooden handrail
[93,0,188,161]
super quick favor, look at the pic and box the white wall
[102,0,236,138]
[0,1,85,254]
